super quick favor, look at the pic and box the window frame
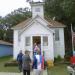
[35,7,40,12]
[43,36,48,46]
[55,29,59,41]
[25,36,31,46]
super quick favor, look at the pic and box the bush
[46,60,54,69]
[64,50,72,61]
[4,60,18,67]
[44,61,47,69]
[54,55,64,63]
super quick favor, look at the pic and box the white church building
[12,2,65,61]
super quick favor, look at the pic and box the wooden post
[71,24,74,55]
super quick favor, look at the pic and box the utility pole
[71,24,74,55]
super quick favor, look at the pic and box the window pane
[25,37,30,46]
[43,36,48,46]
[55,29,59,41]
[35,8,40,12]
[18,37,21,42]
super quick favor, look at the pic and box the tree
[0,7,31,42]
[45,0,64,21]
[45,0,75,56]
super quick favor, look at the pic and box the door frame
[32,36,41,55]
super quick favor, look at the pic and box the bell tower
[30,2,44,18]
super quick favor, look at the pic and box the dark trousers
[18,62,22,72]
[23,69,30,75]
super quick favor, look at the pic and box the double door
[25,36,48,54]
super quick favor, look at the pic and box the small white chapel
[12,1,65,61]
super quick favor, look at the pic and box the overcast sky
[0,0,30,17]
[0,0,43,17]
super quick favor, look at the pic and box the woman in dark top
[22,50,31,75]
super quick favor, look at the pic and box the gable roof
[12,15,66,30]
[0,40,12,46]
[45,17,66,28]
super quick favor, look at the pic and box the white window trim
[55,29,59,41]
[43,36,48,46]
[25,36,31,46]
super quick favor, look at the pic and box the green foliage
[0,29,4,39]
[54,55,63,62]
[0,7,31,42]
[64,50,72,61]
[62,0,75,24]
[45,0,75,51]
[4,7,31,27]
[45,0,75,24]
[45,0,64,21]
[44,61,47,69]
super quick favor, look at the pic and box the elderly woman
[22,50,31,75]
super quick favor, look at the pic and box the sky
[0,0,43,17]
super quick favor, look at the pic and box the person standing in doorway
[33,43,40,55]
[17,50,23,72]
[32,50,44,75]
[22,50,31,75]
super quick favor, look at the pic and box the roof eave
[48,25,66,28]
[0,44,13,46]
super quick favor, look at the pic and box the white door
[32,36,48,56]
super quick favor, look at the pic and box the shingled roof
[12,15,65,30]
[45,17,66,28]
[0,40,13,46]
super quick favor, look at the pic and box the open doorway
[33,36,41,55]
[33,36,41,45]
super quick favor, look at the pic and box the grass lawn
[0,56,19,72]
[47,64,69,75]
[0,56,70,75]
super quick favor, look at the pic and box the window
[18,34,21,42]
[18,37,21,42]
[25,37,30,46]
[43,36,48,46]
[35,8,40,12]
[55,29,59,41]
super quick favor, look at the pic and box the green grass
[0,56,70,74]
[0,56,19,72]
[47,64,69,75]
